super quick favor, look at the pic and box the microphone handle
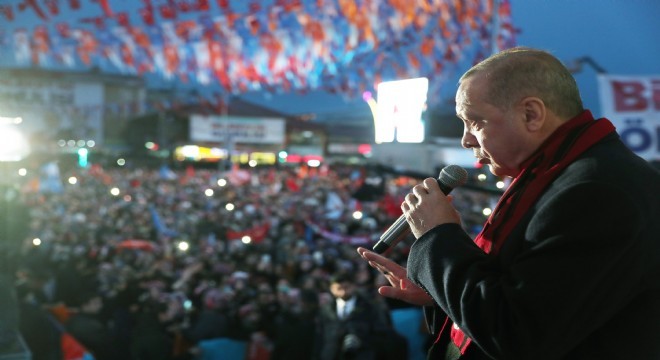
[373,215,410,254]
[372,215,410,254]
[378,214,408,242]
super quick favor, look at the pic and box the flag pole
[491,0,502,55]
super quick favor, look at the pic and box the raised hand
[357,247,434,307]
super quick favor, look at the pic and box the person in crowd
[182,288,232,344]
[130,299,175,360]
[14,265,62,360]
[315,272,406,360]
[64,292,119,360]
[271,288,319,360]
[357,46,660,359]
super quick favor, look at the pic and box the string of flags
[0,0,516,101]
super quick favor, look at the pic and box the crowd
[7,162,497,360]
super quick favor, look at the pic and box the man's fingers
[369,261,401,284]
[378,286,405,300]
[358,247,402,270]
[412,184,428,198]
[368,261,388,274]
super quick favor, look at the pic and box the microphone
[372,165,468,254]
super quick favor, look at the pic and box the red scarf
[447,110,616,355]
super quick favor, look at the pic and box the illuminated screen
[374,77,428,143]
[174,145,276,165]
[174,145,226,162]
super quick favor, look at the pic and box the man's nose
[461,131,476,149]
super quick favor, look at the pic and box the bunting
[0,0,516,100]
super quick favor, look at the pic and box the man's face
[330,281,354,301]
[455,74,529,178]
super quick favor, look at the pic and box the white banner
[598,74,660,161]
[190,115,285,144]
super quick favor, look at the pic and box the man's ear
[520,96,546,132]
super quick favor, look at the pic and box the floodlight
[0,124,30,161]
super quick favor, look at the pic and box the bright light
[77,148,89,168]
[225,203,235,211]
[0,116,23,124]
[57,140,66,147]
[117,158,126,166]
[278,151,288,159]
[145,141,156,149]
[178,241,189,251]
[18,168,27,176]
[68,176,78,185]
[180,145,200,158]
[352,211,363,220]
[123,195,132,202]
[248,160,257,167]
[110,187,120,196]
[241,236,252,244]
[87,140,96,147]
[0,124,30,161]
[217,178,227,187]
[77,140,86,147]
[358,144,372,155]
[482,208,493,216]
[477,174,487,181]
[307,159,321,167]
[32,238,41,246]
[205,189,214,197]
[374,77,428,143]
[210,147,224,157]
[496,181,505,189]
[67,140,76,147]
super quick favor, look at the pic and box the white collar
[336,296,356,317]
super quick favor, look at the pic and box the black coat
[315,292,400,360]
[408,135,660,359]
[65,313,118,360]
[271,309,317,360]
[130,312,174,360]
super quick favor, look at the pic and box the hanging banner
[190,114,285,144]
[598,74,660,161]
[0,0,516,100]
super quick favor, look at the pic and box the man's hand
[357,247,434,307]
[403,178,462,238]
[342,334,362,352]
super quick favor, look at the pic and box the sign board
[190,115,285,144]
[598,74,660,161]
[374,77,428,144]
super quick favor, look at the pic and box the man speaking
[358,47,660,359]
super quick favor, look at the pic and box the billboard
[598,74,660,161]
[190,115,285,144]
[372,77,428,144]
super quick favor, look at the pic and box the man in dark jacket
[130,300,174,360]
[315,272,406,360]
[358,47,660,359]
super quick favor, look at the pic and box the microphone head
[439,165,468,189]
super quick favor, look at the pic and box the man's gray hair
[460,47,584,119]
